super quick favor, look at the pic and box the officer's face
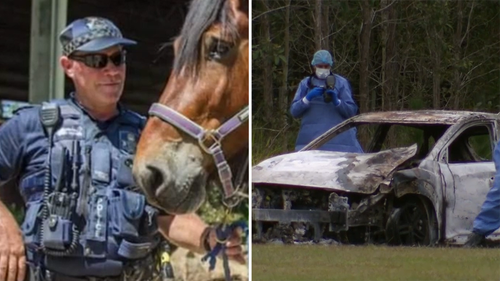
[61,45,126,108]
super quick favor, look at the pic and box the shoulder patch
[119,130,139,154]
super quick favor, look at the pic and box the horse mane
[173,0,239,77]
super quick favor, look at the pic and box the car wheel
[385,199,437,246]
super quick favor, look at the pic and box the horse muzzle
[133,143,208,214]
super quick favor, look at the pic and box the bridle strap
[148,103,248,203]
[149,103,204,140]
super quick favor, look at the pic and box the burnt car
[252,110,500,246]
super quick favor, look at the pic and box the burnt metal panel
[253,209,347,225]
[351,110,499,125]
[253,144,417,194]
[441,162,497,243]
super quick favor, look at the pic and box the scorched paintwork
[253,144,417,194]
[253,110,500,246]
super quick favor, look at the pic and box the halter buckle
[199,130,221,155]
[222,191,243,208]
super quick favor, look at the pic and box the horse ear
[228,0,248,37]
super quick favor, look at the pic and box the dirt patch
[170,247,249,281]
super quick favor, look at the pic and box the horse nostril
[189,155,199,163]
[146,165,165,196]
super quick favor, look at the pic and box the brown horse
[132,0,249,215]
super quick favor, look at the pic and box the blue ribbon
[201,220,249,281]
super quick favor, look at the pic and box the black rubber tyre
[385,199,437,246]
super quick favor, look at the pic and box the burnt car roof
[349,110,500,125]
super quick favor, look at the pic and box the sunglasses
[69,51,126,69]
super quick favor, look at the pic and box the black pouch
[84,193,108,258]
[21,201,43,247]
[108,189,145,239]
[42,215,73,250]
[117,239,154,259]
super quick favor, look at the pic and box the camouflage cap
[59,17,136,56]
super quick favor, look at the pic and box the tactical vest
[19,99,161,278]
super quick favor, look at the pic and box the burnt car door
[436,121,498,244]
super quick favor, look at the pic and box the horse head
[133,0,249,214]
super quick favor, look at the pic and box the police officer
[289,50,363,153]
[0,17,244,281]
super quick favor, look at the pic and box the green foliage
[408,95,426,110]
[197,181,248,227]
[252,118,299,165]
[8,204,24,224]
[468,134,494,161]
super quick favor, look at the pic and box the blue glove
[305,87,324,101]
[326,89,341,106]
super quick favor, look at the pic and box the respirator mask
[315,68,330,79]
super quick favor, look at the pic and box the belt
[49,272,122,281]
[25,267,122,281]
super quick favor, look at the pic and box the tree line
[252,0,500,162]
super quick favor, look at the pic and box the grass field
[252,244,500,281]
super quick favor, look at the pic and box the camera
[322,75,336,103]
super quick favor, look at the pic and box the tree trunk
[279,0,291,152]
[322,2,330,50]
[452,0,463,110]
[359,0,373,114]
[432,25,443,110]
[260,0,273,121]
[314,0,323,50]
[381,0,397,111]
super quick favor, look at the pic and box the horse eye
[208,41,232,60]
